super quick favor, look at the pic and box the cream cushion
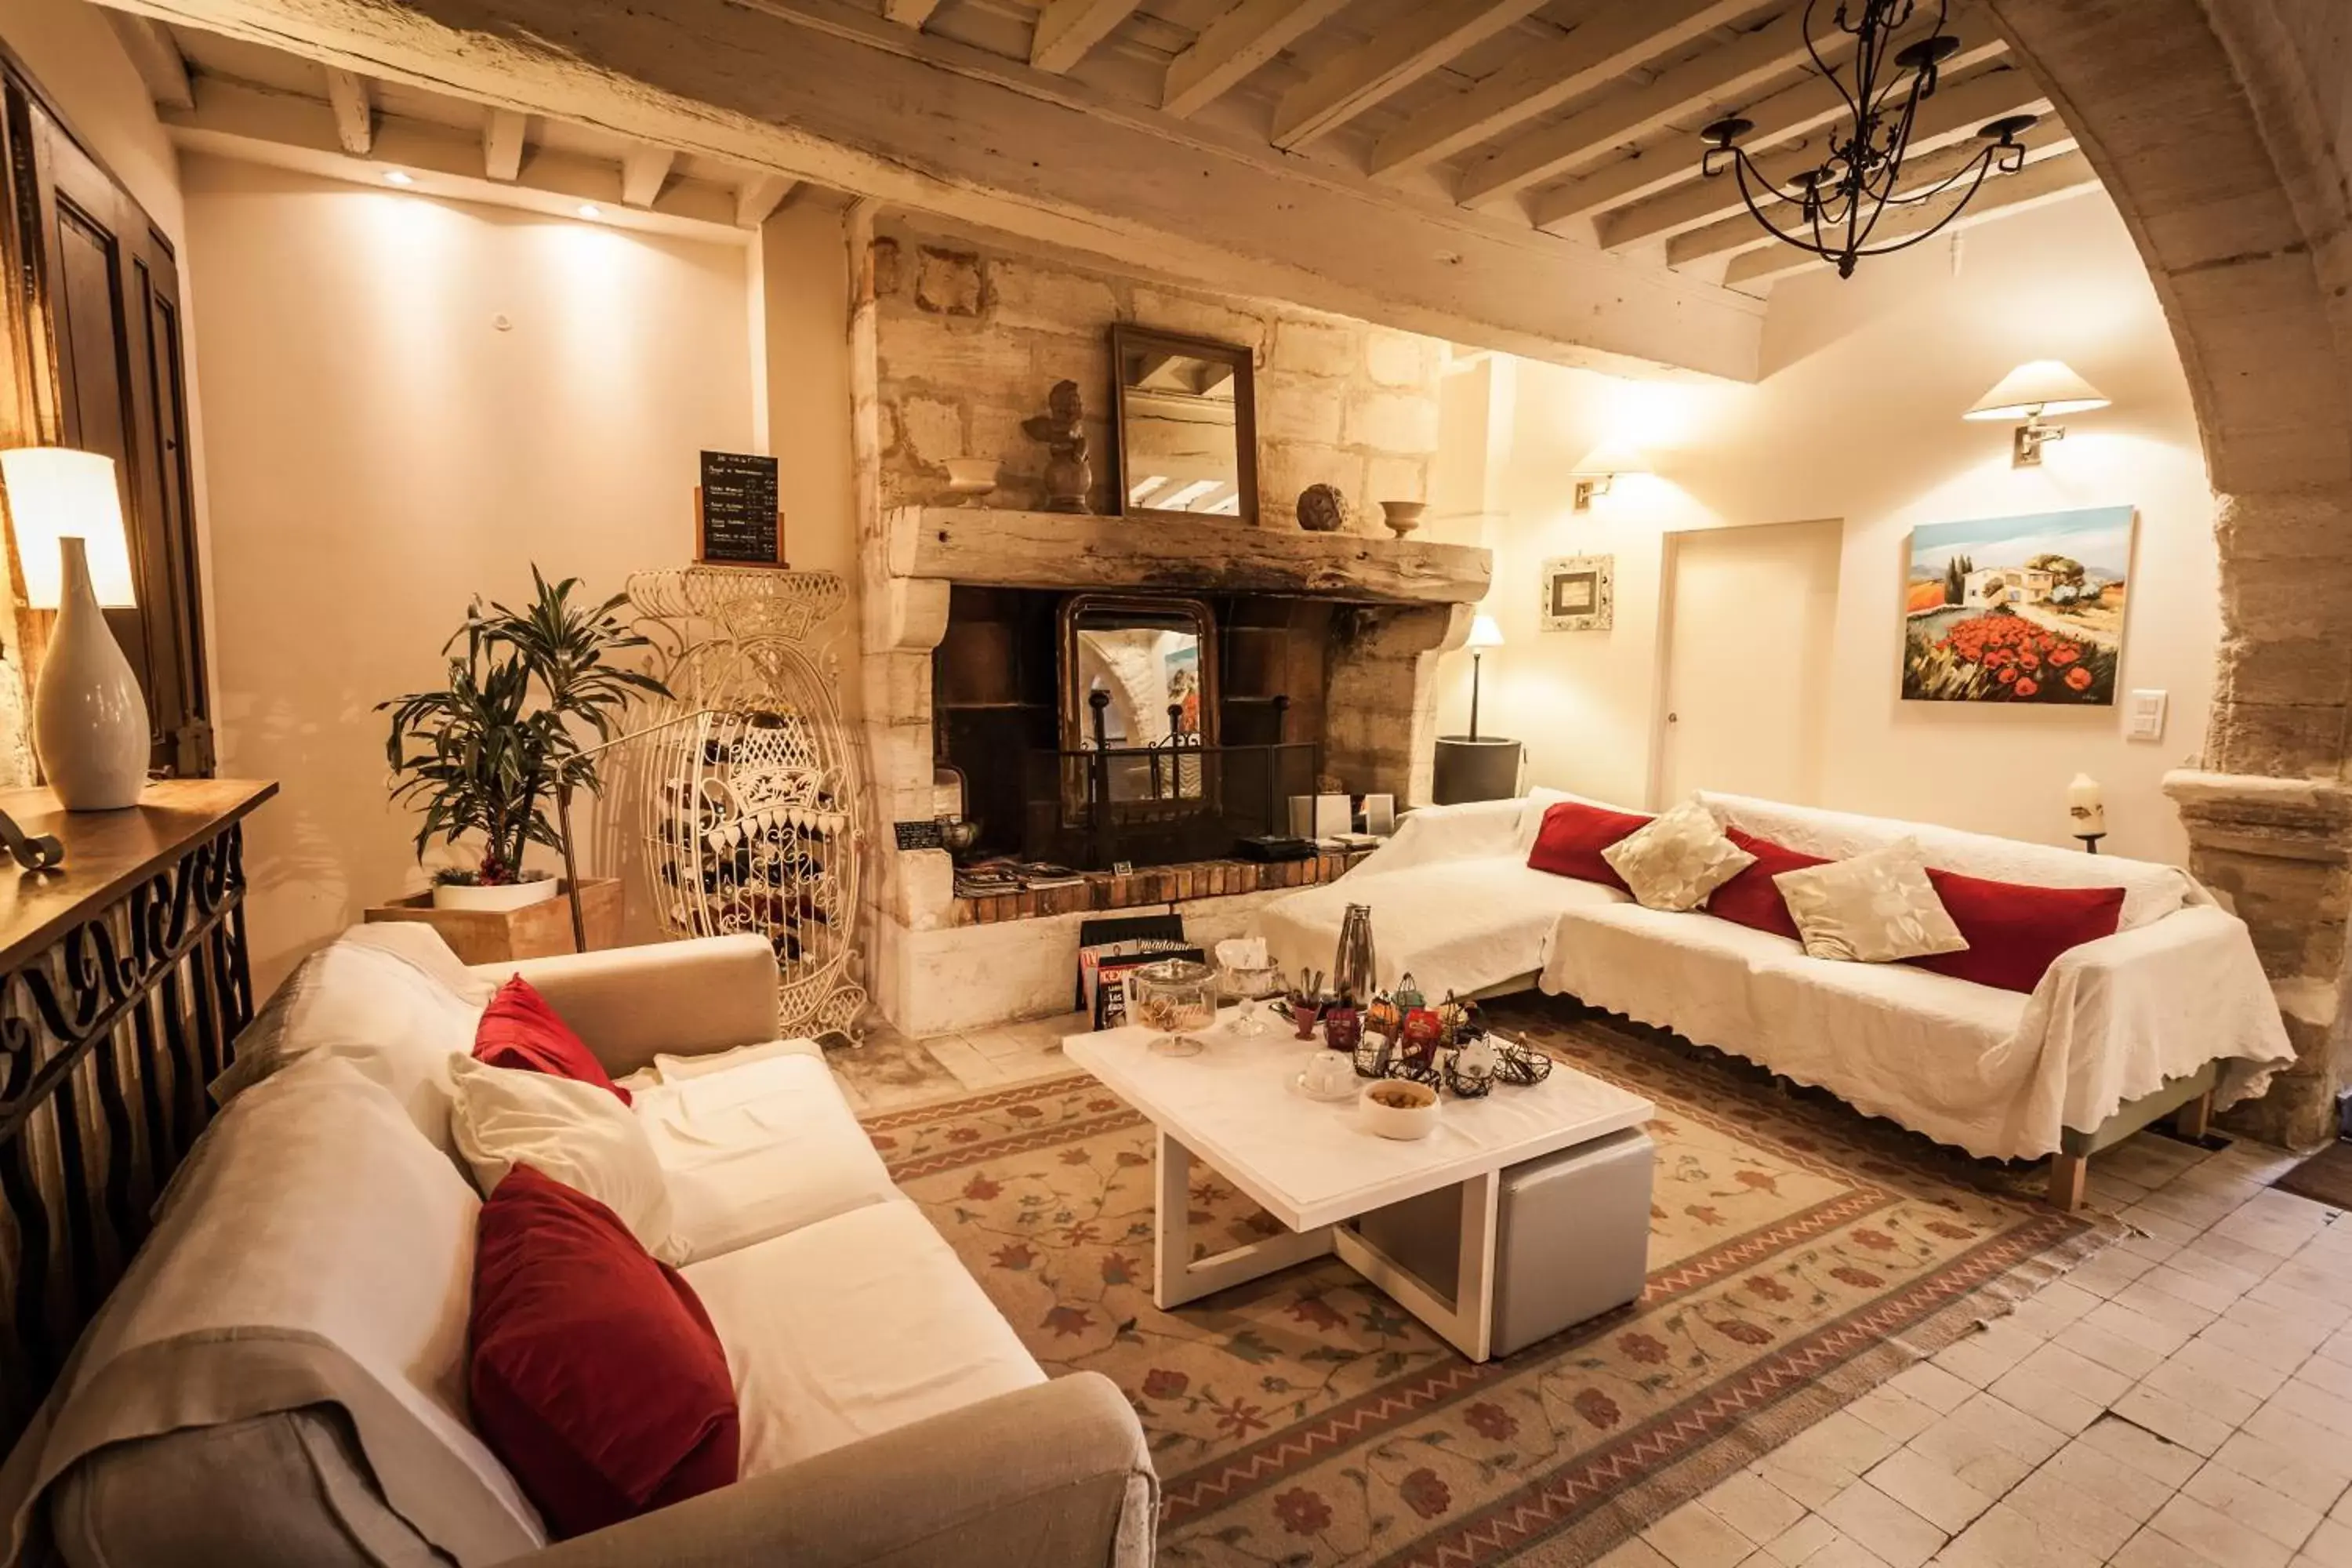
[1602,798,1755,912]
[212,925,489,1151]
[1773,837,1969,964]
[682,1200,1046,1479]
[626,1048,901,1261]
[445,1054,688,1265]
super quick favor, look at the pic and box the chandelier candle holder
[1699,0,2038,278]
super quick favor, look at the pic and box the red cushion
[1525,800,1652,891]
[1704,828,1828,941]
[469,1165,739,1538]
[1907,868,2125,993]
[474,976,630,1106]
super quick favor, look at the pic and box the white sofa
[1260,789,2296,1200]
[0,929,1156,1568]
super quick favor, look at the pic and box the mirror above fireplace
[1110,325,1258,524]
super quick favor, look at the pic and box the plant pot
[431,877,560,913]
[368,877,624,965]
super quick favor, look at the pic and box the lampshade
[1569,438,1652,478]
[1467,614,1504,650]
[0,448,136,608]
[1964,361,2111,422]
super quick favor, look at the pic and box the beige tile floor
[822,1023,2350,1568]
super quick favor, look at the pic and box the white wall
[185,155,770,990]
[1438,193,2216,865]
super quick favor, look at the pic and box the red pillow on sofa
[474,975,629,1106]
[1526,800,1652,891]
[1704,828,1828,941]
[1907,868,2125,994]
[470,1164,739,1538]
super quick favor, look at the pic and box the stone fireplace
[845,213,1492,1036]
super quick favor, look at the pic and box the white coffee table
[1062,1011,1654,1362]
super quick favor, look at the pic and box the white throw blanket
[0,1056,545,1566]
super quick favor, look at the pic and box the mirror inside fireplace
[1112,325,1258,524]
[1062,594,1216,806]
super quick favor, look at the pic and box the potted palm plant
[371,570,668,962]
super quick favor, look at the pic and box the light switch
[2126,689,2168,742]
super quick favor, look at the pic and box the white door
[1657,519,1843,807]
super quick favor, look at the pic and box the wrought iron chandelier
[1698,0,2038,278]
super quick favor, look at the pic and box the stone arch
[1987,0,2352,1145]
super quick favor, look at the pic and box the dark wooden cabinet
[1,67,211,778]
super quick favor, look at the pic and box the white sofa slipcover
[1260,790,2296,1179]
[0,931,1155,1568]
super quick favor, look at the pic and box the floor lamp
[1465,612,1503,739]
[1435,614,1517,804]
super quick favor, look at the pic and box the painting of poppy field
[1901,505,2135,705]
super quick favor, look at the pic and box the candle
[2067,773,2106,836]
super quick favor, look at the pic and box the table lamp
[1466,612,1503,740]
[0,448,147,810]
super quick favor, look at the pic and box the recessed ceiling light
[383,169,414,187]
[576,203,602,220]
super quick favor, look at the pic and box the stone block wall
[867,216,1447,528]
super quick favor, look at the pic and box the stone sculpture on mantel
[1023,379,1093,514]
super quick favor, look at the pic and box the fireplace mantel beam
[886,506,1491,604]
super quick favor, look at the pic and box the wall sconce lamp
[1570,439,1651,511]
[1965,360,2110,466]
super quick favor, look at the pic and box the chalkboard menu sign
[699,449,782,564]
[893,819,947,852]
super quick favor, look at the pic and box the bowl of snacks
[1360,1078,1440,1140]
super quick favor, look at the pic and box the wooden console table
[0,779,274,1446]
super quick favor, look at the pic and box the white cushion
[1260,855,1628,1003]
[1603,798,1755,912]
[1773,839,1969,963]
[682,1202,1044,1478]
[212,926,488,1152]
[629,1051,899,1261]
[445,1054,688,1265]
[1700,792,2197,931]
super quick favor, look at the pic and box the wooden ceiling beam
[1270,0,1550,151]
[883,0,942,26]
[1610,67,2053,251]
[323,67,372,155]
[1370,0,1762,180]
[1030,0,1143,74]
[88,0,1766,380]
[1527,17,2003,228]
[483,107,526,180]
[735,172,797,227]
[1454,2,1824,206]
[1722,148,2098,287]
[105,13,195,111]
[1163,0,1352,118]
[620,143,676,207]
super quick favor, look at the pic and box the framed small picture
[1541,554,1613,632]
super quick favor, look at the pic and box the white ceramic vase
[34,536,147,811]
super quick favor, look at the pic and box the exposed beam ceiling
[619,143,675,207]
[1030,0,1143,74]
[1162,0,1352,118]
[1604,66,2054,251]
[90,0,1769,379]
[322,66,371,155]
[483,107,525,180]
[1722,150,2099,286]
[1269,0,1550,151]
[1527,29,2008,229]
[735,172,796,227]
[1453,2,1830,207]
[1369,0,1763,180]
[883,0,941,27]
[105,13,194,111]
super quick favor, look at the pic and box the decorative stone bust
[1296,482,1349,533]
[1022,379,1093,514]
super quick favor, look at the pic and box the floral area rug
[858,999,2117,1566]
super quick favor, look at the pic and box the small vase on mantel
[1379,501,1428,539]
[34,535,147,810]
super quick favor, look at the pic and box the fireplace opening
[935,586,1335,870]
